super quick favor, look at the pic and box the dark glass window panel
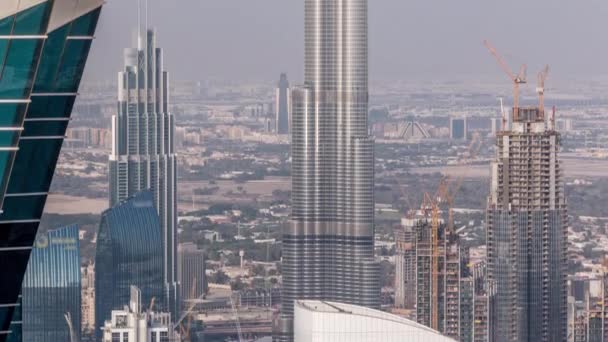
[0,151,13,197]
[0,306,15,336]
[0,131,18,147]
[0,15,14,35]
[0,222,38,248]
[0,102,27,126]
[0,195,46,221]
[55,39,92,92]
[0,39,42,99]
[26,95,75,119]
[0,40,9,77]
[13,3,50,35]
[32,25,69,93]
[69,8,101,36]
[22,120,67,138]
[7,139,62,194]
[0,249,31,305]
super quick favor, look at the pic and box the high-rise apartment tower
[109,28,178,317]
[278,0,379,339]
[486,107,568,342]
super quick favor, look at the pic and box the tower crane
[537,65,550,117]
[483,40,527,124]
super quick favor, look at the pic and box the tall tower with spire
[276,0,379,340]
[108,25,178,317]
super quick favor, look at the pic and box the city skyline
[3,1,606,342]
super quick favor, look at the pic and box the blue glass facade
[21,225,81,341]
[0,2,103,341]
[95,191,165,340]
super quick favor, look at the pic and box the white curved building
[294,300,455,342]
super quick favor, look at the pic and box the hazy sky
[84,0,608,84]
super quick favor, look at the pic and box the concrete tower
[486,107,568,342]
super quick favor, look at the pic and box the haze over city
[87,0,608,83]
[2,0,608,341]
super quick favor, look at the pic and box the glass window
[0,39,42,99]
[0,194,46,222]
[13,3,50,35]
[26,95,76,119]
[69,8,101,36]
[7,139,62,194]
[111,332,120,342]
[0,249,30,306]
[0,222,38,249]
[0,131,19,147]
[32,25,69,93]
[22,120,67,138]
[0,102,27,126]
[0,15,15,35]
[55,39,93,93]
[0,150,12,197]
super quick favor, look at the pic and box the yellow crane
[484,40,527,125]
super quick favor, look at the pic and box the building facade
[21,225,81,341]
[394,221,416,309]
[413,218,463,340]
[294,300,454,342]
[450,117,468,140]
[275,73,290,135]
[280,0,379,339]
[102,286,177,342]
[81,263,96,337]
[0,2,103,340]
[109,28,178,316]
[95,191,165,340]
[486,107,568,342]
[178,243,206,313]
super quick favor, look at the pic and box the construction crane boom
[537,65,550,116]
[483,40,527,121]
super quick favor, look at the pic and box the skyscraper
[394,221,416,309]
[178,242,207,313]
[486,107,568,342]
[95,191,165,340]
[275,73,290,135]
[413,217,464,340]
[279,0,379,339]
[109,28,178,316]
[21,225,81,342]
[0,2,103,340]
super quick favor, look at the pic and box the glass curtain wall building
[279,0,379,340]
[21,225,81,342]
[178,242,207,314]
[0,1,103,341]
[109,27,178,317]
[94,190,165,341]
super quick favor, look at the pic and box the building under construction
[413,217,465,340]
[486,107,568,342]
[484,41,568,342]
